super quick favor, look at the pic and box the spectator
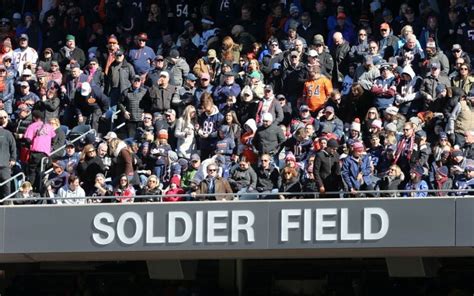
[253,112,285,157]
[255,84,283,126]
[404,165,428,197]
[342,141,375,196]
[301,65,333,113]
[255,153,280,198]
[127,33,156,79]
[57,35,86,69]
[114,173,135,203]
[192,162,233,201]
[119,75,146,138]
[24,110,55,189]
[77,144,106,196]
[229,157,258,200]
[175,105,197,159]
[165,49,190,87]
[279,166,302,199]
[0,109,16,198]
[146,71,177,115]
[313,138,341,197]
[378,164,404,197]
[57,175,86,205]
[13,34,38,74]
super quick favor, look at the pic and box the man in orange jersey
[301,66,333,115]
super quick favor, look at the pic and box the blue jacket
[403,180,428,197]
[212,83,241,107]
[1,78,14,114]
[342,154,373,190]
[128,46,156,75]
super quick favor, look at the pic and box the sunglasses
[359,33,367,36]
[208,169,217,172]
[139,39,146,42]
[144,116,152,120]
[460,67,469,70]
[380,29,388,32]
[108,42,118,45]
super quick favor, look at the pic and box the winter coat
[342,154,373,191]
[104,60,135,95]
[146,84,178,114]
[256,166,280,192]
[452,75,474,95]
[195,176,233,200]
[165,57,190,87]
[253,123,285,155]
[57,46,86,68]
[77,156,106,195]
[279,178,302,199]
[119,86,147,122]
[255,97,284,126]
[420,74,451,100]
[213,83,241,106]
[313,149,341,190]
[34,96,60,122]
[371,75,397,111]
[331,41,350,83]
[193,57,221,83]
[229,166,258,191]
[74,85,109,116]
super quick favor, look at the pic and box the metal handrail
[5,188,474,204]
[0,172,25,202]
[39,128,96,173]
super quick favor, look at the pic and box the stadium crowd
[0,0,474,202]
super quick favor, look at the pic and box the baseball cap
[19,81,29,87]
[155,55,164,61]
[207,49,217,58]
[186,73,198,81]
[169,49,179,59]
[264,84,273,91]
[307,49,318,57]
[19,33,28,40]
[313,34,324,45]
[80,82,92,96]
[327,138,338,149]
[431,62,440,69]
[132,75,141,82]
[452,44,462,51]
[325,106,335,113]
[66,34,75,41]
[224,71,236,77]
[190,153,201,162]
[165,109,176,116]
[159,71,169,78]
[299,105,310,112]
[103,131,117,140]
[21,69,33,76]
[114,50,123,57]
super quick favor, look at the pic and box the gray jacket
[105,60,135,95]
[0,128,16,168]
[165,58,190,87]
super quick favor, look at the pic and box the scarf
[63,46,74,59]
[435,176,448,196]
[104,52,115,75]
[394,135,415,164]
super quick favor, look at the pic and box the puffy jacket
[119,86,147,121]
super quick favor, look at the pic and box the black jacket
[146,84,177,114]
[74,85,110,116]
[313,149,341,190]
[119,86,147,122]
[57,46,86,69]
[256,165,280,192]
[253,123,285,155]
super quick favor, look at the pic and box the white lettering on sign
[92,210,256,246]
[280,208,389,242]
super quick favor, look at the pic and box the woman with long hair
[279,166,302,199]
[175,105,198,159]
[114,173,135,203]
[221,110,241,157]
[220,36,241,68]
[378,164,404,197]
[77,144,106,195]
